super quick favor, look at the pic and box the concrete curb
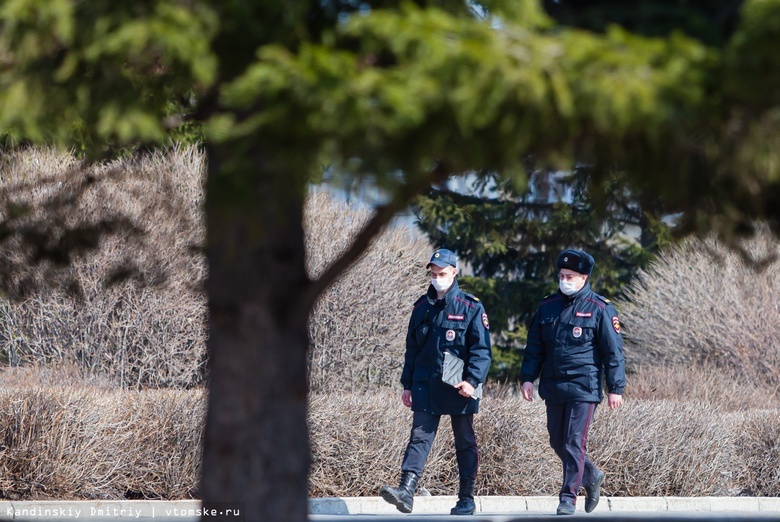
[308,496,780,515]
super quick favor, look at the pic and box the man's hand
[607,393,623,410]
[454,381,475,398]
[401,389,412,408]
[521,382,534,402]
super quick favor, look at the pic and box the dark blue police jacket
[520,282,626,404]
[401,281,492,415]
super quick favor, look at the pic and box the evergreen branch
[301,165,452,313]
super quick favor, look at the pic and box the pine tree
[414,167,671,380]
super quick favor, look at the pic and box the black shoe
[450,478,476,515]
[584,470,605,513]
[450,497,476,515]
[556,500,576,515]
[379,471,419,513]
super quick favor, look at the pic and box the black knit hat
[557,249,594,276]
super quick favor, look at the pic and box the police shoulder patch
[612,316,621,334]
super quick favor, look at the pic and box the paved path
[1,498,779,521]
[309,496,780,516]
[310,497,780,521]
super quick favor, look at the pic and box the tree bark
[200,143,310,522]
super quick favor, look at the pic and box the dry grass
[0,367,203,500]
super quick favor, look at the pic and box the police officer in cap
[520,249,625,516]
[380,248,492,515]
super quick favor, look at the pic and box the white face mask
[559,279,583,296]
[431,274,455,293]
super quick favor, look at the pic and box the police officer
[380,248,492,515]
[520,249,625,516]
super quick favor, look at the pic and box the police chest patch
[482,313,489,330]
[572,326,582,338]
[447,314,465,321]
[575,312,593,318]
[612,316,621,334]
[445,329,456,341]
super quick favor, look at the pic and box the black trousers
[400,411,478,481]
[546,401,599,503]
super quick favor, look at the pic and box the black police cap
[426,248,457,269]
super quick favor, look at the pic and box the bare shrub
[2,151,427,390]
[305,192,430,391]
[589,400,735,496]
[0,378,774,500]
[619,229,780,389]
[308,390,778,498]
[0,377,203,499]
[0,147,208,388]
[625,363,780,411]
[0,363,115,389]
[308,391,405,497]
[0,146,206,295]
[469,392,560,496]
[733,409,780,496]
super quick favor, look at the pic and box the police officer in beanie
[380,248,492,515]
[520,249,625,516]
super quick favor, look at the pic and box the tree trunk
[200,144,310,522]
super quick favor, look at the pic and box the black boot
[556,500,576,515]
[584,469,605,513]
[450,478,476,515]
[380,471,419,513]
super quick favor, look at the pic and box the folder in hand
[442,351,482,400]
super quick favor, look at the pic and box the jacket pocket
[440,321,467,348]
[539,316,557,346]
[564,316,596,350]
